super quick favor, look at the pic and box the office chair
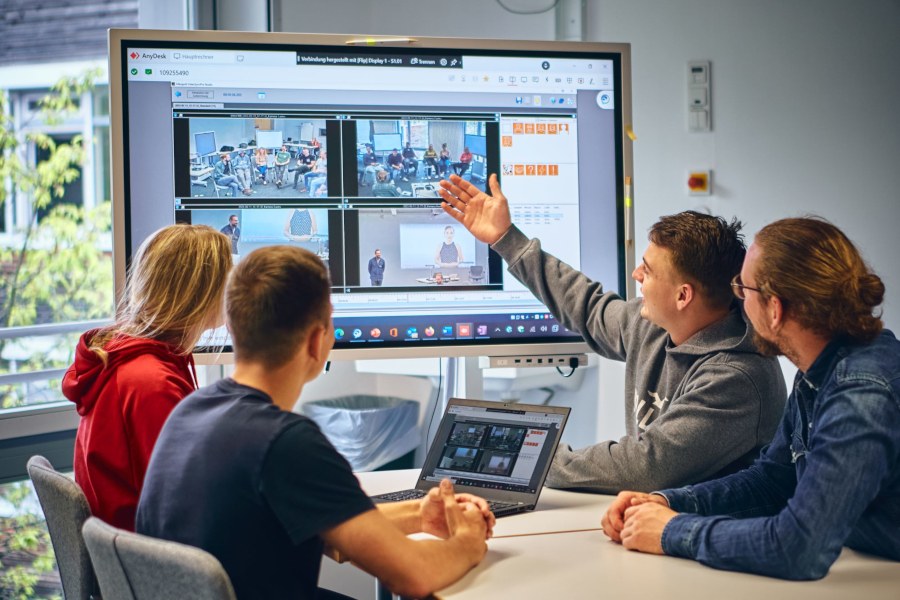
[213,180,231,198]
[82,517,237,600]
[468,265,485,283]
[26,455,97,600]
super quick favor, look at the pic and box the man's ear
[767,295,785,331]
[305,325,326,363]
[675,282,694,311]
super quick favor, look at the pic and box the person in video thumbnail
[220,214,241,255]
[273,145,291,188]
[435,225,464,268]
[304,151,328,195]
[255,147,268,184]
[309,136,322,157]
[387,148,404,182]
[291,148,315,191]
[439,143,451,176]
[361,146,383,187]
[368,249,386,286]
[283,208,318,242]
[233,149,254,195]
[213,153,243,198]
[452,147,473,177]
[372,169,401,197]
[423,144,439,179]
[402,142,418,181]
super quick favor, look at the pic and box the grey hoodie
[492,225,786,494]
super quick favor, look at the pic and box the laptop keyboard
[372,489,427,502]
[371,489,522,515]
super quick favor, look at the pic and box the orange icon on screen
[548,124,558,134]
[502,135,513,147]
[537,164,548,176]
[525,165,536,176]
[524,123,535,134]
[536,123,546,134]
[512,122,524,134]
[514,164,525,175]
[549,164,559,176]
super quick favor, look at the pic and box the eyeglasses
[731,274,764,300]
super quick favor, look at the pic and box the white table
[328,469,900,600]
[438,530,900,600]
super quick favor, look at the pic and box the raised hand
[439,174,512,245]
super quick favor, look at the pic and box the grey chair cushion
[26,455,96,600]
[82,517,236,600]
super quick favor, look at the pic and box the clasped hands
[419,479,496,541]
[600,491,678,555]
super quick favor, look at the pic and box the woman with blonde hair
[62,224,232,531]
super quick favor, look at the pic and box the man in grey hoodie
[439,174,786,494]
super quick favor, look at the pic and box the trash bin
[302,395,420,472]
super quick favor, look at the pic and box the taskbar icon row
[333,315,568,343]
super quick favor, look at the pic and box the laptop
[372,398,571,517]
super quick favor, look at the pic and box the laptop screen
[419,399,569,495]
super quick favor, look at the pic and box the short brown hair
[753,217,884,343]
[648,211,745,310]
[226,246,331,368]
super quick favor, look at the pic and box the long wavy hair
[90,224,232,363]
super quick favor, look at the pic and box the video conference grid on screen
[424,404,566,493]
[120,42,623,352]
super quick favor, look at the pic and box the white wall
[588,0,900,331]
[274,0,555,40]
[274,1,900,448]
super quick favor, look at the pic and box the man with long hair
[604,217,900,579]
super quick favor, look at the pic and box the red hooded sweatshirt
[62,329,197,531]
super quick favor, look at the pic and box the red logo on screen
[130,52,139,60]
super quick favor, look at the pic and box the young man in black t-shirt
[137,246,494,600]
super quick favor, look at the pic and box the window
[1,0,135,415]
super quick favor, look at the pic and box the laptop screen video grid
[421,402,566,494]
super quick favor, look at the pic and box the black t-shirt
[136,379,374,600]
[387,153,403,167]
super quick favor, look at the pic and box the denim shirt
[658,330,900,580]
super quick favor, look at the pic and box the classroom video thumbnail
[185,207,329,262]
[356,208,490,289]
[188,117,329,199]
[355,119,488,198]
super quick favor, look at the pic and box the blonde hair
[91,224,232,363]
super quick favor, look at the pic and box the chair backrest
[26,455,96,600]
[82,517,237,600]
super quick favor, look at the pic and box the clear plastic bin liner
[302,395,420,472]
